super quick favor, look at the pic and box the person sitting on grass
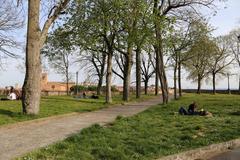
[188,101,198,115]
[1,86,17,101]
[178,102,213,117]
[83,92,86,98]
[91,93,99,99]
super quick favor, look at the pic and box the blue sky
[0,0,239,89]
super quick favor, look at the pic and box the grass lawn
[0,93,155,126]
[19,94,240,160]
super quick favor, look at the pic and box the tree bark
[197,74,201,94]
[155,40,169,104]
[123,48,132,101]
[212,73,216,94]
[136,47,141,98]
[97,76,103,96]
[22,0,41,114]
[238,75,240,95]
[106,52,113,103]
[66,71,69,95]
[144,80,148,95]
[155,70,159,95]
[173,61,177,100]
[178,61,182,97]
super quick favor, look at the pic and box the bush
[101,85,118,92]
[70,85,118,94]
[88,85,97,91]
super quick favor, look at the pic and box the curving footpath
[0,96,165,160]
[208,148,240,160]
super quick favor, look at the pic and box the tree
[207,36,234,94]
[141,52,155,95]
[69,0,123,103]
[134,4,153,99]
[228,28,240,93]
[79,50,107,95]
[152,0,216,104]
[22,0,70,114]
[114,0,149,101]
[0,0,23,59]
[185,35,214,94]
[42,28,74,95]
[169,24,192,99]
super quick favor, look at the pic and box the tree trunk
[155,70,159,95]
[227,74,231,94]
[238,75,240,95]
[123,47,132,101]
[144,80,148,95]
[178,62,182,97]
[136,47,141,98]
[153,1,168,104]
[22,0,41,115]
[173,53,178,100]
[212,73,216,94]
[66,72,69,96]
[106,52,113,103]
[197,74,201,94]
[97,53,106,95]
[97,76,103,96]
[173,62,177,100]
[155,41,168,104]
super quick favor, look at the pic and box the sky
[0,0,239,89]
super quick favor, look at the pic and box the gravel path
[0,96,164,160]
[208,148,240,160]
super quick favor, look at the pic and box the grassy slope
[20,94,240,160]
[0,94,154,126]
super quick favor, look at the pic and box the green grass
[19,94,240,160]
[0,93,155,126]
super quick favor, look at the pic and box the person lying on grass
[179,102,213,117]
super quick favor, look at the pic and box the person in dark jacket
[188,101,198,115]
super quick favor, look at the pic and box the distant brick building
[41,73,75,92]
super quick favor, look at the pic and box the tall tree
[185,35,214,94]
[228,28,240,93]
[169,25,193,99]
[134,4,152,98]
[114,0,149,101]
[141,52,155,95]
[79,50,107,95]
[152,0,216,104]
[22,0,70,114]
[208,36,234,94]
[69,0,122,103]
[42,28,74,95]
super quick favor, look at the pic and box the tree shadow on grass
[0,109,27,118]
[0,109,14,116]
[229,111,240,116]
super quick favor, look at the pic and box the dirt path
[207,148,240,160]
[0,96,165,160]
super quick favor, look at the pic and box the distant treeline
[182,89,239,94]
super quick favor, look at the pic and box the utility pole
[76,71,79,95]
